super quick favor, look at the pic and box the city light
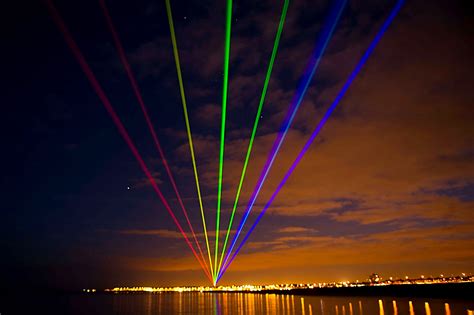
[95,273,473,294]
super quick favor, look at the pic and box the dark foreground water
[2,292,474,314]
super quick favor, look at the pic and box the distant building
[369,273,381,284]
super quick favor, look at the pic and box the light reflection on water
[409,300,415,315]
[425,301,432,315]
[65,293,474,314]
[17,292,462,315]
[444,303,450,315]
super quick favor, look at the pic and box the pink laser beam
[45,0,212,282]
[98,0,211,276]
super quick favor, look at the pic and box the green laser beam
[165,0,214,279]
[216,0,289,277]
[215,0,232,283]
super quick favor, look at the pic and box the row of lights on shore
[82,273,472,293]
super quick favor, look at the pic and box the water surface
[4,292,474,314]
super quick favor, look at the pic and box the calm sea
[2,292,474,314]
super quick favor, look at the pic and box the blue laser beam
[218,0,347,278]
[217,0,405,282]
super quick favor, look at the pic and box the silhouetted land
[260,283,474,299]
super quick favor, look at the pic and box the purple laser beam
[218,0,348,277]
[218,0,405,282]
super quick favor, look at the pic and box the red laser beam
[98,0,211,276]
[45,0,212,282]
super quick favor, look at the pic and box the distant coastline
[260,283,474,300]
[99,282,474,300]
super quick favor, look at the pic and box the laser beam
[216,0,289,278]
[219,0,347,279]
[164,0,214,279]
[217,0,405,282]
[100,0,211,277]
[214,0,232,283]
[45,0,212,282]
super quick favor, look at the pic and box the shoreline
[99,283,474,300]
[259,283,474,300]
[3,282,472,300]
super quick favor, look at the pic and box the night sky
[2,0,473,290]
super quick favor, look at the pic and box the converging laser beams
[219,0,347,279]
[45,0,213,283]
[216,0,289,279]
[100,0,211,277]
[217,0,405,282]
[214,0,233,283]
[165,0,214,279]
